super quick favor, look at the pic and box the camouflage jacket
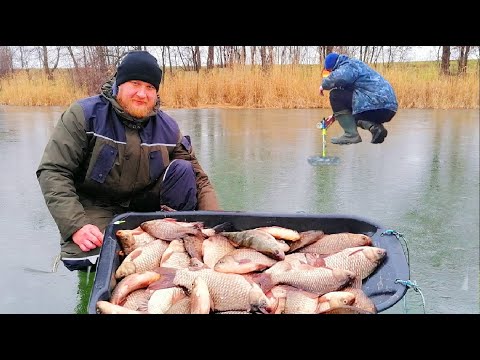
[321,54,398,115]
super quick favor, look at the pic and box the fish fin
[226,239,241,248]
[238,258,252,264]
[319,305,375,314]
[347,248,364,256]
[299,289,320,299]
[250,273,274,293]
[295,263,316,271]
[128,248,142,261]
[149,267,177,290]
[212,222,235,233]
[189,258,208,270]
[136,297,150,313]
[363,235,373,246]
[305,253,326,267]
[188,264,207,271]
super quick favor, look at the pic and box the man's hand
[319,86,324,96]
[72,224,104,252]
[160,204,177,212]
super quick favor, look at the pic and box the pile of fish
[96,218,387,314]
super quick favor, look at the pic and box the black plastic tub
[87,211,410,314]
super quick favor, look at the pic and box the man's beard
[117,97,155,119]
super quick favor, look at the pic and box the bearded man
[37,50,220,271]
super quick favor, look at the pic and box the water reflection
[0,105,477,314]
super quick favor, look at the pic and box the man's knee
[329,89,353,113]
[60,238,101,271]
[161,159,197,211]
[166,159,194,177]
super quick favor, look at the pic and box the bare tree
[224,46,234,67]
[207,46,214,70]
[0,46,14,77]
[457,46,471,75]
[250,46,256,65]
[175,46,191,71]
[66,46,79,69]
[382,46,411,66]
[216,46,225,68]
[12,46,37,72]
[191,46,201,72]
[267,46,274,66]
[41,46,52,80]
[240,46,246,65]
[260,46,267,70]
[440,46,451,75]
[291,46,300,65]
[317,46,334,64]
[95,46,108,73]
[166,46,174,76]
[40,46,61,80]
[159,46,167,80]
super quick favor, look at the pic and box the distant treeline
[0,46,477,94]
[0,46,478,109]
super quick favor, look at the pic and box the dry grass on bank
[0,71,88,106]
[0,62,478,109]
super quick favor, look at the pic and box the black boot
[357,120,388,144]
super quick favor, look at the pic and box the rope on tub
[381,229,426,314]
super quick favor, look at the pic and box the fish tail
[149,267,177,290]
[251,273,274,293]
[309,255,327,267]
[350,276,363,289]
[136,294,152,313]
[192,222,205,230]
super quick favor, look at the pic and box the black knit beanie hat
[116,51,162,91]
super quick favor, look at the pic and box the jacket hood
[331,54,350,70]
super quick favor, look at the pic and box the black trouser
[329,88,395,124]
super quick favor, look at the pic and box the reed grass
[0,71,88,106]
[0,61,478,109]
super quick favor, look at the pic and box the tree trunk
[318,46,334,64]
[167,46,174,76]
[250,46,256,65]
[207,46,214,70]
[440,46,451,75]
[42,46,54,80]
[260,46,267,71]
[0,46,14,77]
[457,46,470,75]
[67,46,79,69]
[192,46,201,73]
[160,46,167,84]
[240,46,246,65]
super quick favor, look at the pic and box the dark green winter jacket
[36,78,219,242]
